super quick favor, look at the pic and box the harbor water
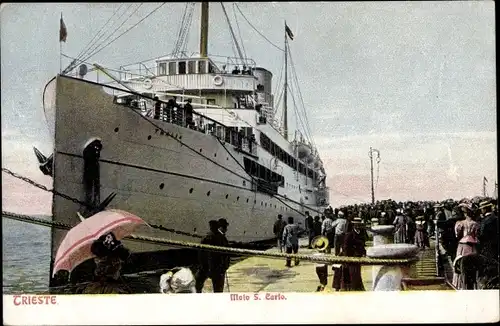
[2,216,51,294]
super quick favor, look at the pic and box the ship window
[198,60,206,74]
[207,99,216,105]
[159,63,167,75]
[178,61,187,74]
[188,61,196,74]
[168,62,176,75]
[208,62,215,73]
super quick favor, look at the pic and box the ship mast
[283,22,289,141]
[200,2,209,58]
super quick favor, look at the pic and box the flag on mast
[60,13,67,42]
[285,24,294,40]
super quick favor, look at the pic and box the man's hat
[277,214,283,218]
[352,217,364,225]
[91,232,129,260]
[479,200,493,210]
[311,236,329,252]
[218,218,229,227]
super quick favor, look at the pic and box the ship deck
[202,237,454,292]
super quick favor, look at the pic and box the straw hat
[458,202,473,211]
[352,217,364,225]
[311,236,329,252]
[479,200,493,210]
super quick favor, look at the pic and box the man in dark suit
[195,219,230,293]
[479,201,498,261]
[273,214,287,252]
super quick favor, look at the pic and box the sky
[1,2,497,215]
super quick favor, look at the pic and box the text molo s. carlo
[13,295,58,306]
[230,293,287,301]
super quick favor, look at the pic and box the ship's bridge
[120,55,259,94]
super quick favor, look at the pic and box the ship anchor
[81,138,116,218]
[33,147,53,176]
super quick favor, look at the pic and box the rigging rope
[65,4,126,74]
[80,3,166,64]
[234,4,284,52]
[2,211,419,266]
[172,2,189,56]
[232,3,247,64]
[80,4,141,65]
[220,2,245,65]
[287,42,315,148]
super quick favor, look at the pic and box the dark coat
[340,229,366,291]
[343,229,367,257]
[273,219,287,237]
[199,231,230,276]
[479,214,498,260]
[313,221,322,237]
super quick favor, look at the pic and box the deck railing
[115,93,258,157]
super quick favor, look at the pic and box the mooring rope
[2,211,418,266]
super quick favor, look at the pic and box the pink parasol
[52,209,148,276]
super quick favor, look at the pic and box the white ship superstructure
[40,2,330,282]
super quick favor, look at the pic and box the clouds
[1,2,497,210]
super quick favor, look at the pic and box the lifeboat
[314,157,323,169]
[297,142,312,159]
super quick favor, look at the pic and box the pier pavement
[202,237,447,293]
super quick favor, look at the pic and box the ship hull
[46,75,324,279]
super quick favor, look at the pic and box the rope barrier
[2,211,418,266]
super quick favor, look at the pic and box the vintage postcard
[2,1,498,324]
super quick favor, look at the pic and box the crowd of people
[272,197,498,291]
[57,196,496,294]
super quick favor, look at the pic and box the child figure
[311,236,329,291]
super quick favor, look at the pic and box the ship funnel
[33,146,53,177]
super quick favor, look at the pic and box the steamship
[38,2,330,282]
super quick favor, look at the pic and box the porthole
[207,191,211,196]
[237,196,240,201]
[114,127,119,132]
[226,157,229,160]
[214,153,217,157]
[179,135,182,140]
[225,194,229,199]
[148,135,152,140]
[189,188,193,194]
[193,228,197,232]
[159,183,164,189]
[246,198,249,203]
[199,148,203,152]
[243,231,246,235]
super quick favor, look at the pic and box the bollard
[370,225,395,247]
[367,244,419,291]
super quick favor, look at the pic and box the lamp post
[369,147,381,205]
